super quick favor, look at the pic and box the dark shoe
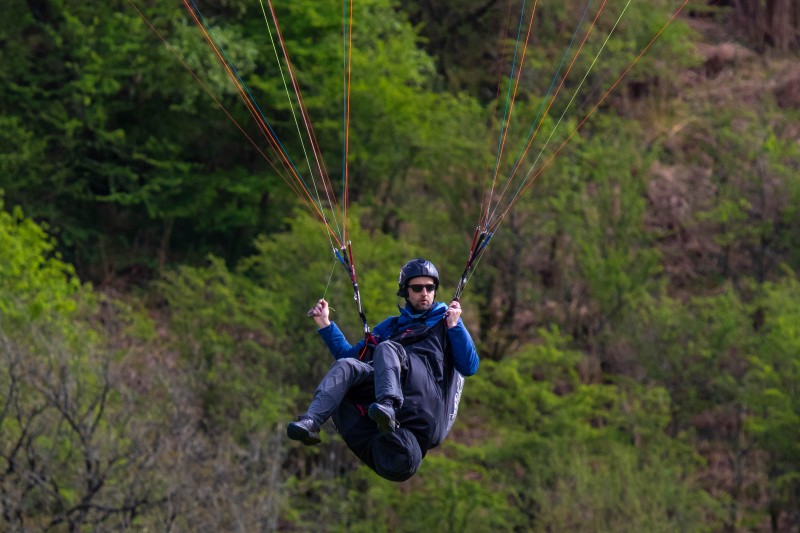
[287,416,321,446]
[368,402,398,433]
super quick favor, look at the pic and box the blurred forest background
[1,0,799,531]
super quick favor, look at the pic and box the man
[287,258,479,481]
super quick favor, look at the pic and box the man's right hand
[307,298,331,328]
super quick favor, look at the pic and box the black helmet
[397,258,439,297]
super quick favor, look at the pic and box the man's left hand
[445,300,461,329]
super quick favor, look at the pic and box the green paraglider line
[126,0,344,247]
[485,0,595,227]
[490,0,692,234]
[486,0,610,228]
[131,0,692,309]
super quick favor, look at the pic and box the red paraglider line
[490,0,692,233]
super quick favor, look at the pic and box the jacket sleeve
[317,322,364,360]
[317,316,398,360]
[446,319,480,376]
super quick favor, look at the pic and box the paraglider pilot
[287,258,479,481]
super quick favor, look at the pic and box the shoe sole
[368,404,397,433]
[287,423,321,446]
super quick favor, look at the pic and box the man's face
[406,276,436,312]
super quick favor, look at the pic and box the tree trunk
[732,0,800,51]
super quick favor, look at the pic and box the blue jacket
[318,302,479,376]
[322,301,479,453]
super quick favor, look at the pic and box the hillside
[1,1,798,530]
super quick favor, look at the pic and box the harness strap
[358,332,378,360]
[453,228,493,301]
[334,241,371,337]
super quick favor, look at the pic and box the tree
[0,0,486,283]
[462,328,725,531]
[0,199,163,529]
[730,0,800,51]
[745,274,800,530]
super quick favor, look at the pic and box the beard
[409,299,433,313]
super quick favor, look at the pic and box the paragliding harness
[333,242,378,362]
[329,226,492,367]
[336,227,492,364]
[335,229,491,423]
[452,228,493,302]
[343,316,450,424]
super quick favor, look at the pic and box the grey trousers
[305,340,408,427]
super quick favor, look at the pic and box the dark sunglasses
[408,283,436,293]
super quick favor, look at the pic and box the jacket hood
[400,301,447,320]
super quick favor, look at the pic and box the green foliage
[292,452,515,532]
[3,0,800,530]
[462,328,724,531]
[581,0,699,92]
[156,253,291,437]
[0,201,165,530]
[571,118,662,320]
[688,106,800,283]
[238,207,412,341]
[628,289,752,427]
[0,1,302,274]
[354,454,515,532]
[1,0,488,279]
[399,0,698,99]
[745,273,800,517]
[524,438,722,532]
[522,116,662,343]
[157,209,412,435]
[0,196,84,326]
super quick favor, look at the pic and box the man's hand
[307,299,331,328]
[445,300,461,329]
